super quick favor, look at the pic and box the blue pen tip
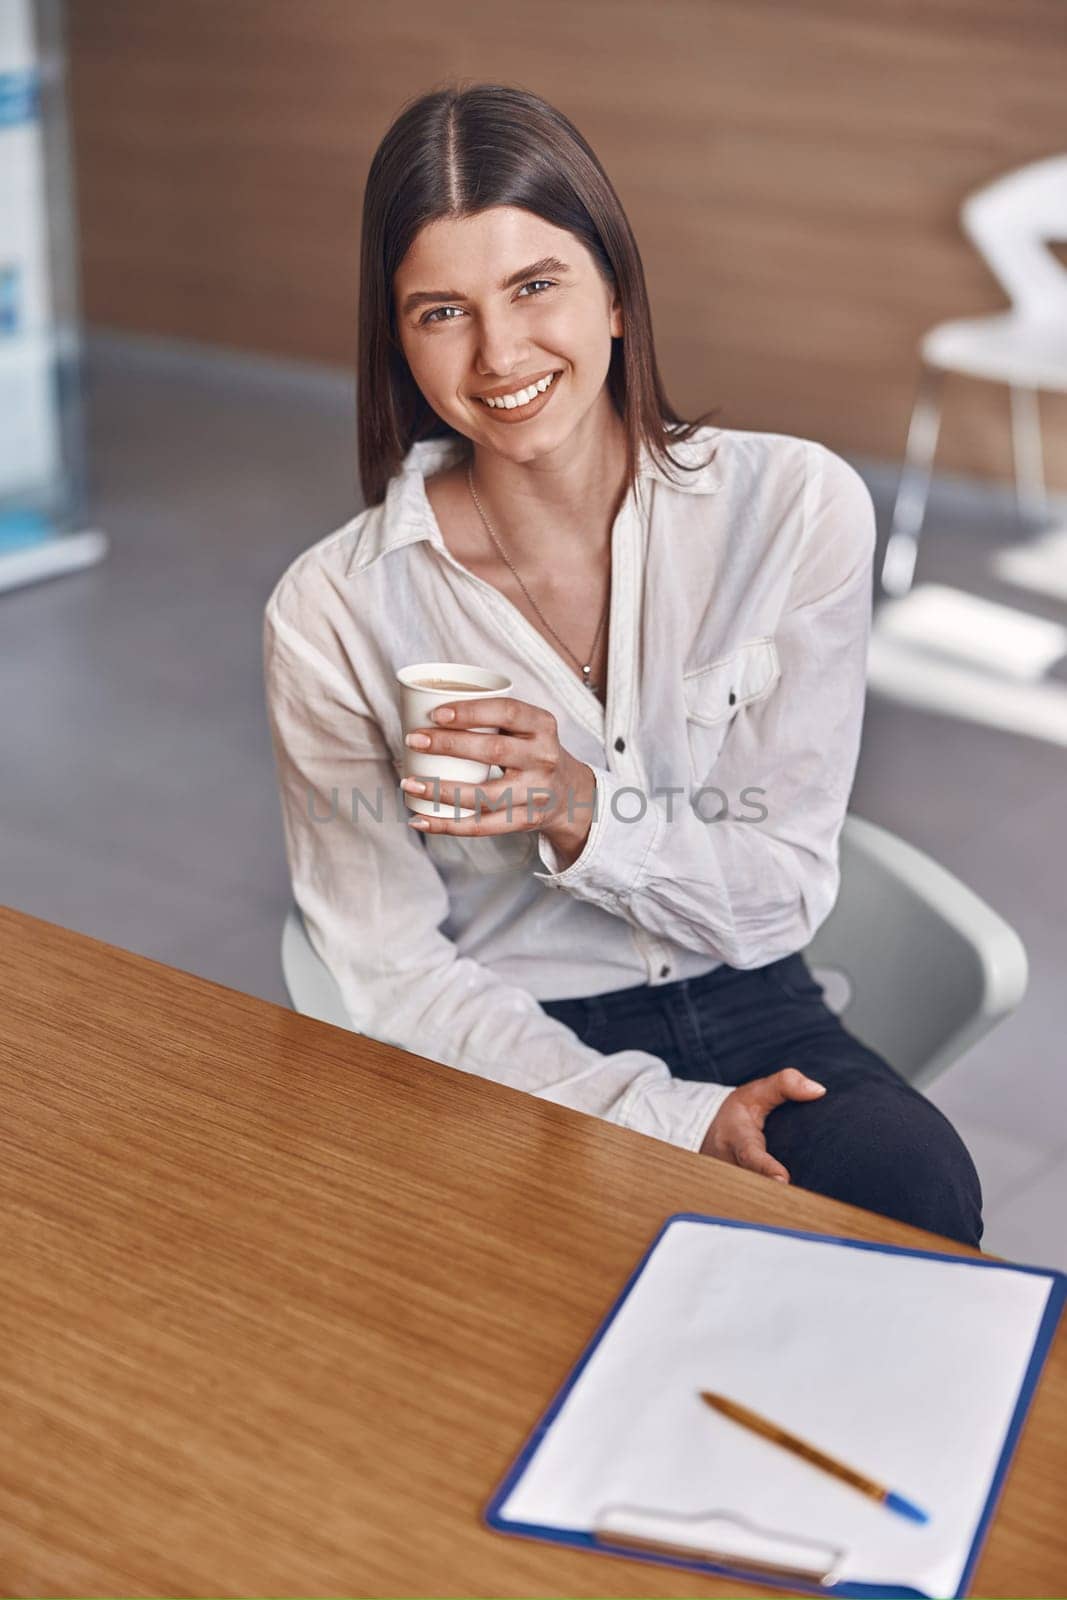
[886,1490,930,1525]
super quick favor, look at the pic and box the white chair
[281,814,1027,1093]
[881,153,1067,597]
[804,815,1027,1088]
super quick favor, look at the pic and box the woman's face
[393,206,623,464]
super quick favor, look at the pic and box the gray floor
[3,332,1064,1268]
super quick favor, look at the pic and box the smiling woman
[357,85,718,507]
[263,83,983,1248]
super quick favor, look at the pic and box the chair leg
[881,365,945,598]
[1009,384,1047,525]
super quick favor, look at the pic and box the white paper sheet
[497,1219,1058,1597]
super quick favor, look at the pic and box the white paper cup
[396,661,513,818]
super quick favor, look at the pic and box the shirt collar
[348,425,723,574]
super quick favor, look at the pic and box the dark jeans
[540,952,983,1248]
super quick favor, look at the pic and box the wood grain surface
[64,0,1067,491]
[1,903,1064,1597]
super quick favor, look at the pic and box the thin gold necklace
[466,462,610,695]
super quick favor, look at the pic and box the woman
[264,83,982,1247]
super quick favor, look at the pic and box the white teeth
[483,372,557,409]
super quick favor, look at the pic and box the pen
[699,1391,930,1525]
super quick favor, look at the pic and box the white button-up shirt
[263,425,875,1152]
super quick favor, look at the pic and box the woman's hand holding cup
[396,662,595,867]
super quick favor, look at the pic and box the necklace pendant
[467,463,609,700]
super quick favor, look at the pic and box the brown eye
[421,305,463,326]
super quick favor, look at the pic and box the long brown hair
[357,82,718,508]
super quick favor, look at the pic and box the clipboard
[484,1213,1065,1598]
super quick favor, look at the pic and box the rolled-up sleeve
[264,598,732,1151]
[534,445,875,967]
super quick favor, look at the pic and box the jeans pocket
[540,994,606,1051]
[760,952,826,1004]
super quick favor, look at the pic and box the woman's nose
[474,309,530,379]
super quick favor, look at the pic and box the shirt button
[659,964,671,978]
[728,691,737,706]
[614,736,626,752]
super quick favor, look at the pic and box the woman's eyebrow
[401,256,571,316]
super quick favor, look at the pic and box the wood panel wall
[65,0,1067,489]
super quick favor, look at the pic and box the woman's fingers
[744,1066,827,1114]
[405,727,529,768]
[711,1070,823,1183]
[401,699,568,833]
[429,696,551,735]
[405,697,558,769]
[401,774,550,830]
[732,1134,791,1183]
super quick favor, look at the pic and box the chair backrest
[282,902,350,1030]
[807,816,1027,1089]
[961,153,1067,320]
[282,815,1028,1093]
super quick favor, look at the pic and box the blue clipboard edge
[482,1210,1066,1600]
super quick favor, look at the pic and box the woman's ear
[610,294,624,339]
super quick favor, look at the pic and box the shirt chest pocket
[682,637,780,786]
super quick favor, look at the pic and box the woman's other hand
[699,1068,827,1182]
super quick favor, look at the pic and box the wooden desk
[2,905,1064,1597]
